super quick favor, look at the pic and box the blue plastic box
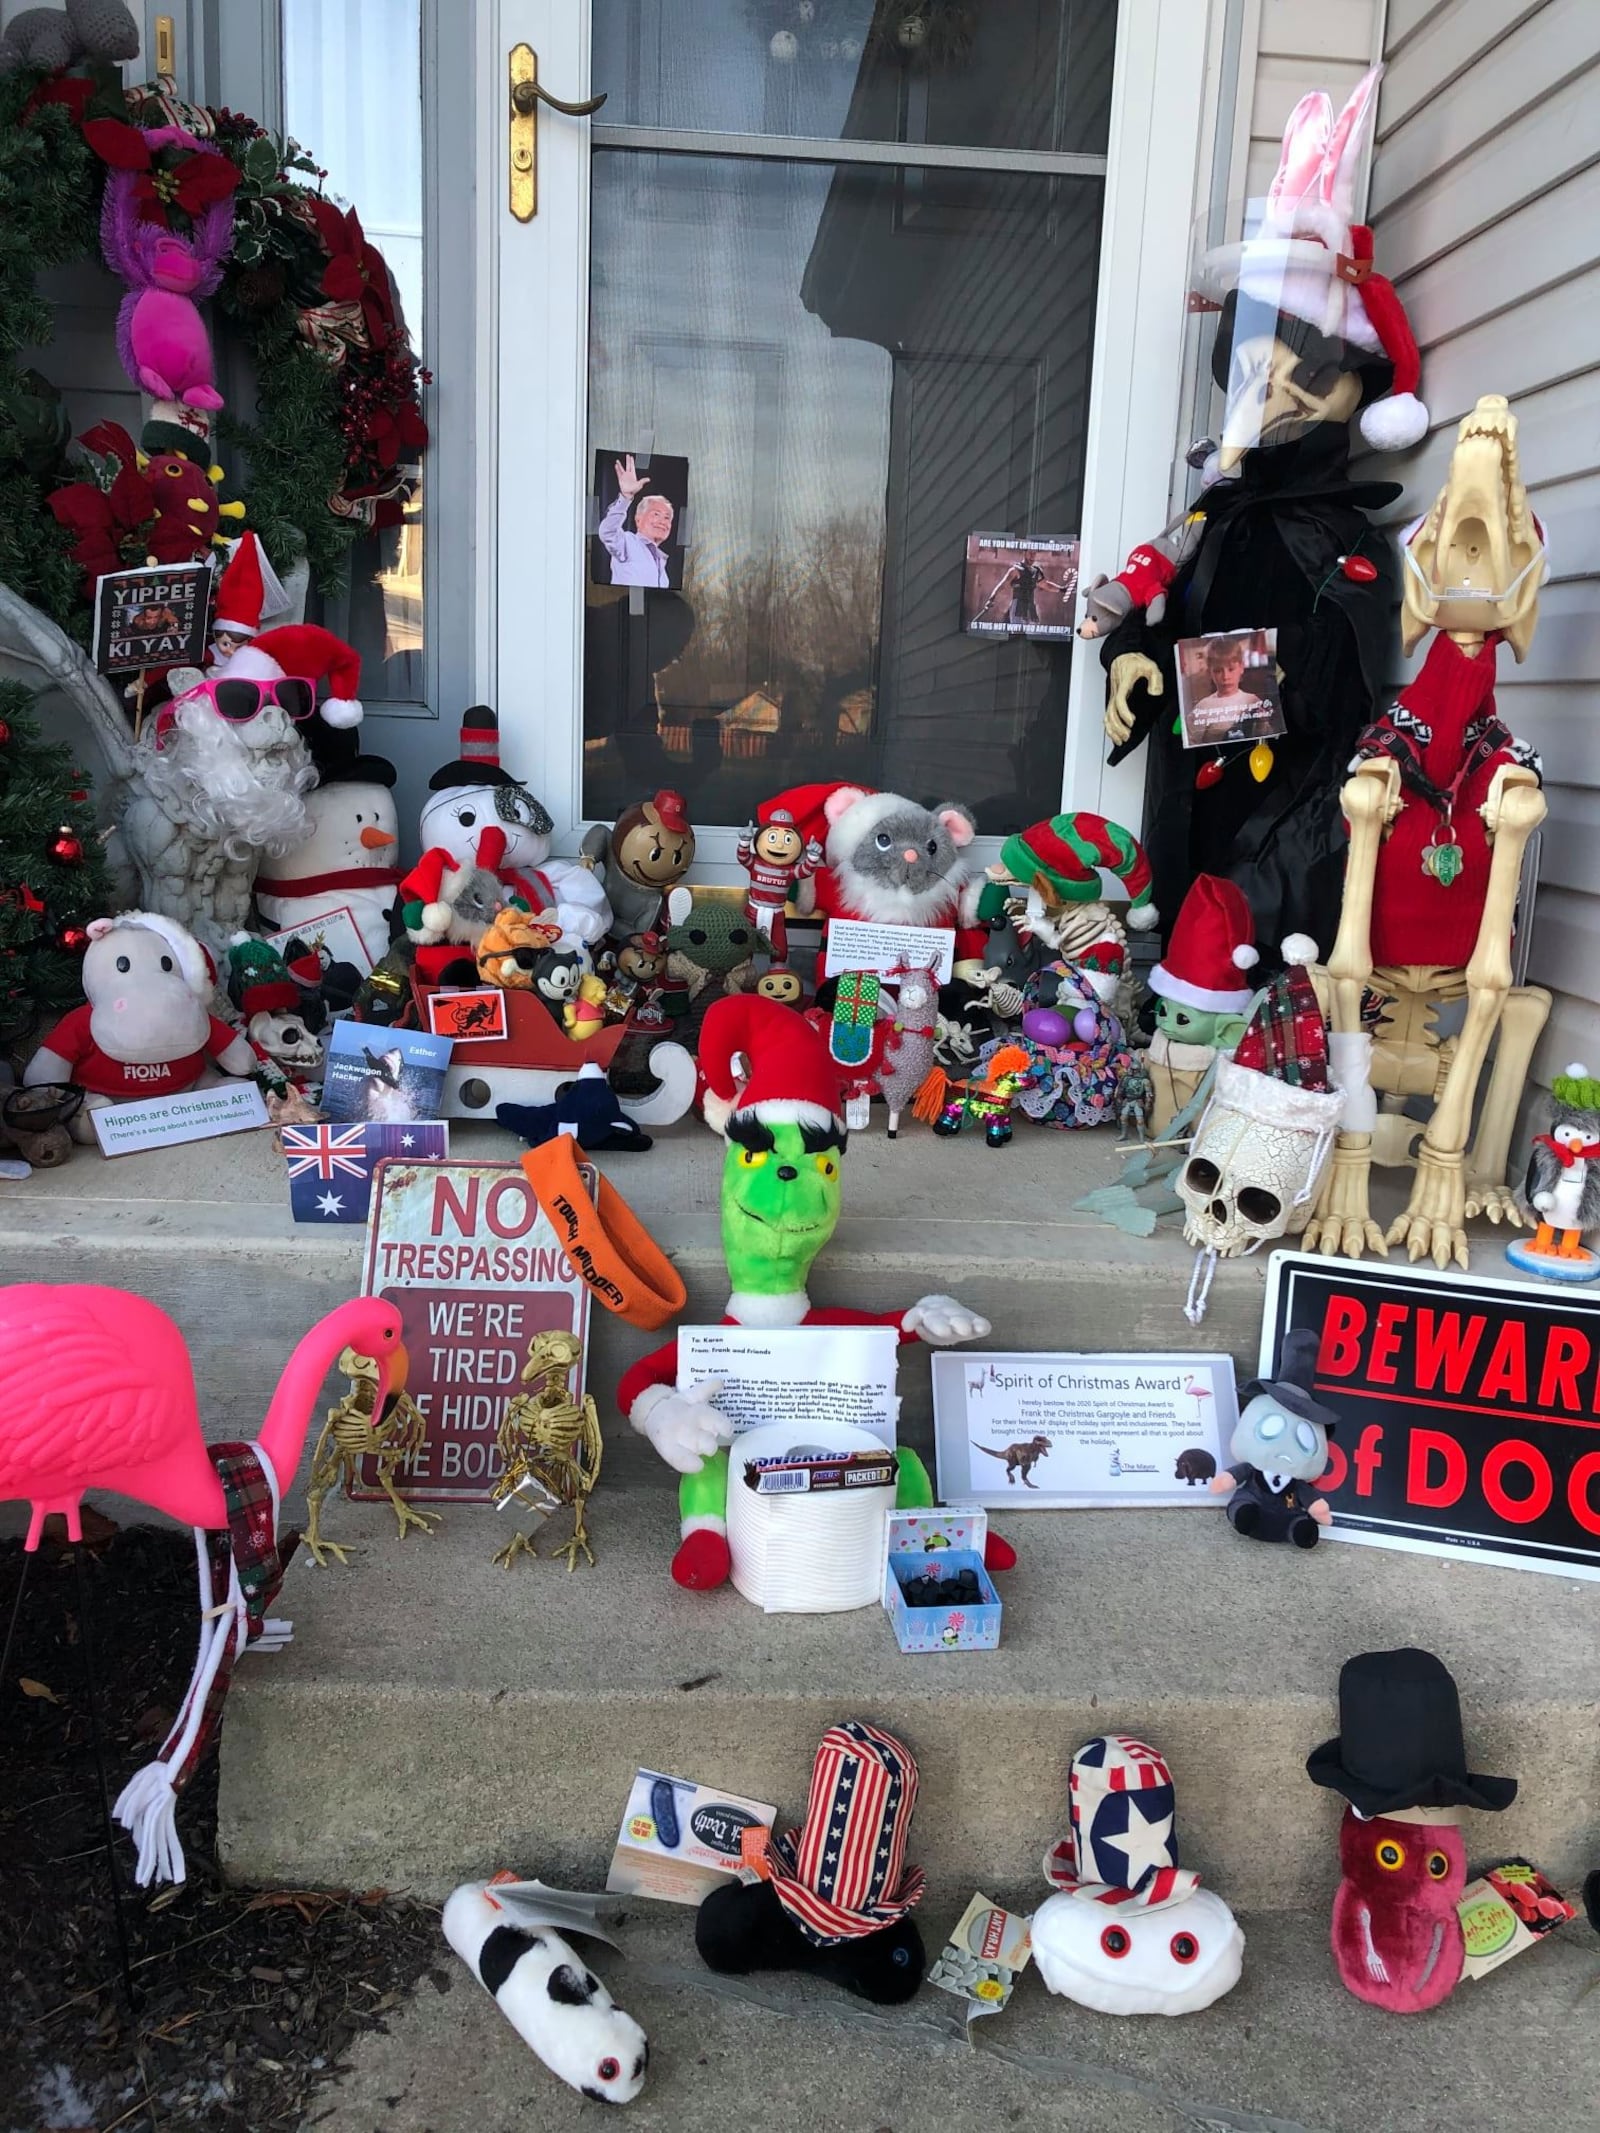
[882,1509,1002,1652]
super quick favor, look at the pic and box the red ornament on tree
[49,826,85,866]
[0,718,11,748]
[56,922,91,954]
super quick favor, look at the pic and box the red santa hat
[1150,875,1260,1013]
[697,993,845,1140]
[1341,224,1428,452]
[1074,933,1126,1004]
[237,624,363,729]
[212,532,266,639]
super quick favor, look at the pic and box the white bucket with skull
[1179,1057,1344,1322]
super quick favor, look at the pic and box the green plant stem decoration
[0,679,111,1056]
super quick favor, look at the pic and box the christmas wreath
[0,62,428,641]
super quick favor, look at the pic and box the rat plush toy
[1209,1327,1336,1547]
[696,1720,927,2006]
[772,782,988,966]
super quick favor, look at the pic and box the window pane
[594,0,1117,155]
[282,0,425,702]
[584,151,1103,832]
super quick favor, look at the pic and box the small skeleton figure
[491,1329,602,1571]
[304,1345,439,1565]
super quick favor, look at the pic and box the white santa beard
[144,701,315,859]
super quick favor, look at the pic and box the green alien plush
[617,994,998,1590]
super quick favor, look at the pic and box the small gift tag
[1421,827,1464,886]
[926,1894,1034,2018]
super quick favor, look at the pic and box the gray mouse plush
[798,784,982,938]
[0,0,140,75]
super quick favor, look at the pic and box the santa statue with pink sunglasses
[119,620,363,955]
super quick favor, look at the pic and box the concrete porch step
[214,1487,1598,1914]
[317,1901,1600,2133]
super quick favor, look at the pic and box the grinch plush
[617,994,1009,1589]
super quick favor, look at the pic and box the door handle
[509,42,606,222]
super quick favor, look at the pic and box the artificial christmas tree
[0,679,110,1058]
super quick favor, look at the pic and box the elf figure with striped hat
[984,812,1158,1008]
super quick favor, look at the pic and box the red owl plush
[1331,1811,1465,2014]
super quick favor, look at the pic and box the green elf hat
[1553,1062,1600,1112]
[997,812,1159,930]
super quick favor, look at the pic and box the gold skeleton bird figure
[304,1345,439,1566]
[491,1328,603,1571]
[1303,395,1551,1271]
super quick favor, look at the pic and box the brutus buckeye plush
[770,782,988,965]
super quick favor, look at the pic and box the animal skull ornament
[1178,1059,1345,1258]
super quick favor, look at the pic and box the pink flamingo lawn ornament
[0,1284,407,1883]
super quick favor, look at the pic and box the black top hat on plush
[304,721,397,790]
[1306,1648,1517,1817]
[427,704,521,792]
[1238,1328,1339,1435]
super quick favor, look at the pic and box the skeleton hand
[629,1381,734,1475]
[1466,1179,1524,1227]
[902,1295,991,1346]
[1105,654,1162,747]
[1302,1135,1387,1261]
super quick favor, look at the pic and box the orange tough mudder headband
[519,1136,685,1331]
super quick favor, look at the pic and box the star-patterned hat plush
[1043,1734,1200,1912]
[761,1720,926,1946]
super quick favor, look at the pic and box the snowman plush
[255,731,402,967]
[402,707,611,950]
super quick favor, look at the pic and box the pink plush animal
[99,126,235,411]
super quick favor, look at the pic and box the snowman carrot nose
[360,825,397,849]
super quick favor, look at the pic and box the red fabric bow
[1536,1134,1600,1169]
[82,117,239,226]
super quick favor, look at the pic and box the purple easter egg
[1022,1007,1070,1045]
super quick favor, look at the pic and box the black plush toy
[695,1720,926,2007]
[1211,1327,1337,1548]
[497,1065,652,1154]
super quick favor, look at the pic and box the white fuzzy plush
[825,788,979,931]
[1030,1887,1244,2016]
[443,1883,647,2104]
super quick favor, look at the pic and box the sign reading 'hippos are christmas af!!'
[357,1158,593,1503]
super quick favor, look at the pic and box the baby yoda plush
[666,893,757,1000]
[1210,1327,1336,1547]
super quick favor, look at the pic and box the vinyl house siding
[1366,0,1600,1095]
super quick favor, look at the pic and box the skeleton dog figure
[1304,396,1551,1271]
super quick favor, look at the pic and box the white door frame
[483,0,1215,879]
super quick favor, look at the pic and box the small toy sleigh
[411,978,697,1127]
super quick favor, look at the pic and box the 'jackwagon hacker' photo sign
[356,1158,593,1503]
[1263,1251,1600,1579]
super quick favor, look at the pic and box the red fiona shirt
[43,1004,243,1098]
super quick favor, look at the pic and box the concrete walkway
[319,1903,1600,2133]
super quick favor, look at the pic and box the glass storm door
[495,0,1211,874]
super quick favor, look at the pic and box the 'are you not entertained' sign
[1263,1252,1600,1579]
[356,1158,593,1502]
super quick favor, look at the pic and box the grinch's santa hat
[88,910,213,1000]
[999,813,1158,929]
[211,532,289,642]
[1150,875,1259,1013]
[232,624,363,728]
[697,993,845,1141]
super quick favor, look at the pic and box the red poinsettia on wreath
[82,116,239,226]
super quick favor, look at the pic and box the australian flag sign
[282,1121,449,1224]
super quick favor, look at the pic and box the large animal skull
[1178,1059,1344,1256]
[1401,395,1546,658]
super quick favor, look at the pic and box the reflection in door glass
[584,151,1105,832]
[595,0,1115,155]
[283,0,426,702]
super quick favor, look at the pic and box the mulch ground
[1,1522,443,2133]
